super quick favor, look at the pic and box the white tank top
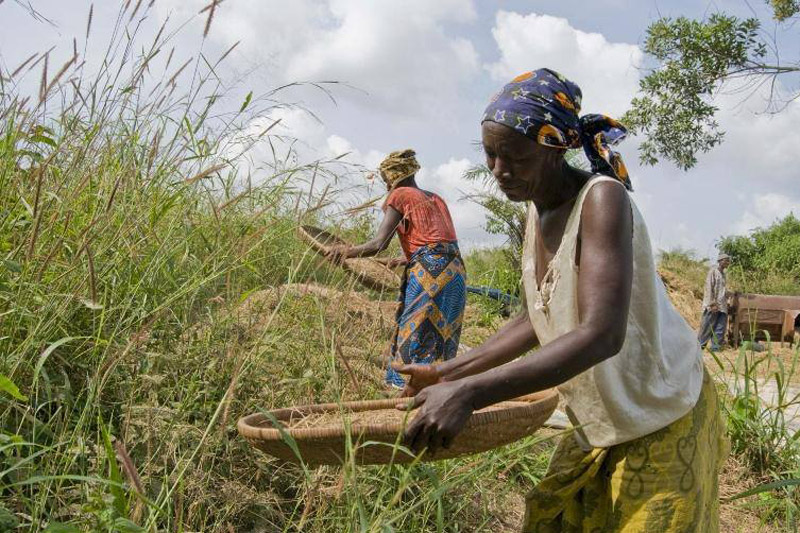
[522,176,703,449]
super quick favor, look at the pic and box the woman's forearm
[346,239,384,258]
[438,313,538,382]
[461,325,621,410]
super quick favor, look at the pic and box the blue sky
[2,1,798,258]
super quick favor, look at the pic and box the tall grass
[0,4,554,531]
[712,339,800,529]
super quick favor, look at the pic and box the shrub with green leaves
[719,214,800,295]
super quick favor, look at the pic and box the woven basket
[237,390,558,466]
[297,225,401,293]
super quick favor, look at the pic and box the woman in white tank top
[394,69,726,532]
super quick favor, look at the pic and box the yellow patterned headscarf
[378,149,420,189]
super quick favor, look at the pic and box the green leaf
[2,260,21,273]
[43,523,81,533]
[30,134,57,148]
[0,374,27,402]
[625,14,766,169]
[239,90,253,112]
[99,416,127,516]
[0,503,19,530]
[726,478,800,500]
[113,517,146,533]
[33,337,85,387]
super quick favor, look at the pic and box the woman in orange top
[328,149,467,388]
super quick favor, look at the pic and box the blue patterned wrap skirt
[385,242,467,387]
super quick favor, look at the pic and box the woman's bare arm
[346,207,403,258]
[394,312,538,396]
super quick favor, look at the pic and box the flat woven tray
[297,225,401,293]
[237,390,558,465]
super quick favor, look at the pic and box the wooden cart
[728,293,800,347]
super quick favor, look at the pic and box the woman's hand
[397,380,475,454]
[386,257,407,269]
[326,245,350,264]
[375,257,407,269]
[392,362,442,397]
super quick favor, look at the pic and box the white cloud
[219,107,387,208]
[287,0,480,116]
[418,158,504,248]
[221,107,326,172]
[324,135,384,170]
[485,11,643,117]
[155,1,328,72]
[734,193,798,234]
[156,0,480,117]
[700,85,800,187]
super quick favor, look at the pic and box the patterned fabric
[482,68,631,190]
[385,242,467,387]
[523,369,727,533]
[379,149,421,189]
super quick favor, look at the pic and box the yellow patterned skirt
[523,369,727,533]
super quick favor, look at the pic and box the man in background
[698,253,731,351]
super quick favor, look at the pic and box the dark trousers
[698,310,727,351]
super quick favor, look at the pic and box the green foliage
[627,0,800,169]
[719,344,800,473]
[0,504,19,531]
[658,247,699,265]
[657,247,708,295]
[464,248,521,297]
[623,15,765,169]
[719,214,800,294]
[658,217,800,297]
[770,0,800,21]
[711,342,800,526]
[0,374,27,402]
[464,247,523,320]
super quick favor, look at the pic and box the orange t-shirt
[384,187,458,259]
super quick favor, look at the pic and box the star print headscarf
[482,68,632,190]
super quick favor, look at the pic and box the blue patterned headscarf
[482,68,632,190]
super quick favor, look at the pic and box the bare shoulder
[584,179,630,212]
[580,179,632,240]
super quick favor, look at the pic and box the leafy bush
[719,214,800,295]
